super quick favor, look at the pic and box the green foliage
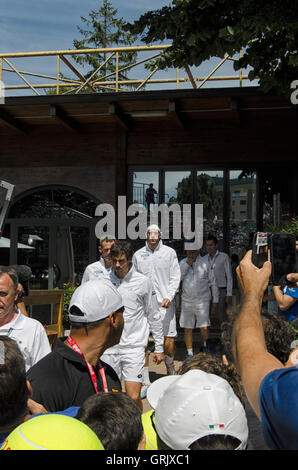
[126,0,298,96]
[280,218,298,238]
[169,173,222,218]
[265,219,298,238]
[57,282,77,330]
[73,0,138,89]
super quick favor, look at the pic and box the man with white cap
[146,369,249,450]
[132,225,181,380]
[27,278,124,412]
[101,241,164,411]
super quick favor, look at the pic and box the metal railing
[0,45,250,96]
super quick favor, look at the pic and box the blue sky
[1,0,171,53]
[1,1,256,95]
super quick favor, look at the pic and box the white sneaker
[140,383,151,399]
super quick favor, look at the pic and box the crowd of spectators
[0,238,297,451]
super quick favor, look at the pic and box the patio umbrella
[0,236,35,249]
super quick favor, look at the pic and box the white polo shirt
[204,251,233,297]
[0,310,51,371]
[180,256,219,306]
[81,258,110,283]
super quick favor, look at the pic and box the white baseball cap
[147,369,248,450]
[146,224,161,232]
[68,279,123,323]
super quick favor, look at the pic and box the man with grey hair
[81,235,115,283]
[0,266,51,371]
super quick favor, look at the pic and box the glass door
[229,170,257,255]
[196,170,224,249]
[132,171,159,210]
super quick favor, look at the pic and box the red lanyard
[66,336,108,393]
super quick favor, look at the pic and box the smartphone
[270,233,297,285]
[252,232,269,269]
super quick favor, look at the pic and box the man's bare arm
[272,285,297,310]
[232,251,284,420]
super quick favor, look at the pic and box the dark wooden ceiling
[0,87,295,135]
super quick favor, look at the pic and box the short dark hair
[0,336,27,427]
[0,266,19,291]
[206,233,218,245]
[77,392,143,450]
[189,434,243,450]
[221,313,296,365]
[157,432,242,450]
[110,241,134,262]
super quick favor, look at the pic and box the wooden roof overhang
[0,87,295,136]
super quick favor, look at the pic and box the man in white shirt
[132,225,181,377]
[81,235,115,283]
[100,241,164,411]
[204,234,233,325]
[180,249,219,359]
[0,266,51,371]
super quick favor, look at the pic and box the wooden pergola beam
[0,108,28,134]
[109,103,130,131]
[168,100,185,129]
[50,104,80,132]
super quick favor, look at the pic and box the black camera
[252,232,297,285]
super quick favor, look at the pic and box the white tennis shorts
[159,303,177,338]
[100,347,145,383]
[179,301,210,329]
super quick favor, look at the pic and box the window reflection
[9,188,96,219]
[196,171,224,241]
[165,171,192,205]
[133,172,159,209]
[229,171,256,252]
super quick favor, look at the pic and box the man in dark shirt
[145,184,157,212]
[27,278,124,412]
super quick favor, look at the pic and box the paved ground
[141,348,184,413]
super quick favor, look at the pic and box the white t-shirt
[0,311,51,371]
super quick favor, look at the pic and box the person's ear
[25,379,32,397]
[108,311,116,325]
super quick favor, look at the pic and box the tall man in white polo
[180,249,219,358]
[204,234,233,325]
[132,225,181,376]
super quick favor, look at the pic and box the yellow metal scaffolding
[0,45,250,96]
